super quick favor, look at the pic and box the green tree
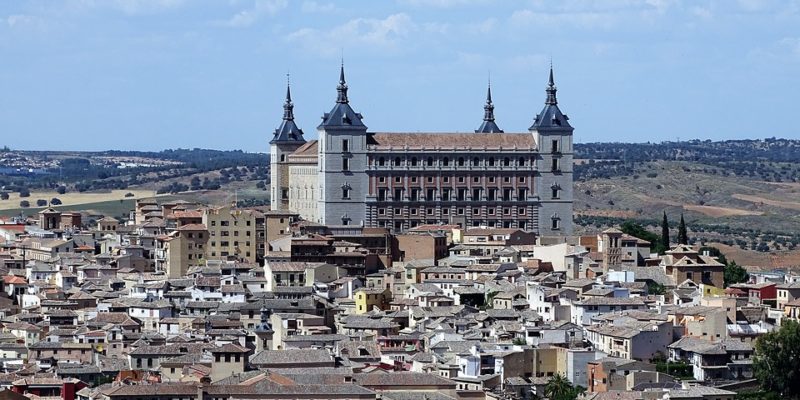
[661,211,670,253]
[544,374,584,400]
[678,213,688,245]
[620,220,665,254]
[724,260,749,287]
[753,319,800,398]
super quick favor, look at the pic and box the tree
[621,220,665,255]
[36,199,47,207]
[50,198,62,205]
[0,192,8,200]
[19,188,30,198]
[19,200,30,208]
[753,319,800,398]
[678,213,688,245]
[661,211,670,253]
[724,260,749,287]
[56,186,67,194]
[544,374,584,400]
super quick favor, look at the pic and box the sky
[1,0,799,152]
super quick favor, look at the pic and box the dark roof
[317,65,366,131]
[250,349,334,366]
[529,66,573,131]
[475,83,503,133]
[270,82,306,144]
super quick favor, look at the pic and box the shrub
[19,200,30,208]
[50,198,62,205]
[36,199,47,207]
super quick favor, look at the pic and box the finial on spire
[545,62,558,105]
[476,77,503,133]
[336,62,349,104]
[283,74,294,121]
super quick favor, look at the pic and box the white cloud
[301,1,335,13]
[222,0,288,28]
[690,6,713,19]
[510,9,619,30]
[286,13,417,56]
[6,14,46,30]
[74,0,186,15]
[779,37,800,56]
[397,0,494,8]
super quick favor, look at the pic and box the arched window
[394,157,402,166]
[458,157,465,166]
[503,157,510,167]
[518,157,526,166]
[411,157,418,166]
[443,157,450,166]
[488,157,495,166]
[378,157,385,166]
[473,157,481,166]
[427,157,434,166]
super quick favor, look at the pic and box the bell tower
[269,78,305,211]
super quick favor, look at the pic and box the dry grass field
[0,189,156,211]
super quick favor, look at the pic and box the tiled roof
[369,132,534,150]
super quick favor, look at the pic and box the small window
[379,176,386,183]
[394,157,402,166]
[280,154,286,162]
[342,158,349,171]
[551,218,560,230]
[458,157,465,166]
[378,157,385,166]
[551,139,559,153]
[342,188,350,199]
[443,157,450,166]
[342,139,349,152]
[552,158,560,172]
[427,157,434,166]
[552,188,560,199]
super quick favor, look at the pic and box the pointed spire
[475,77,503,133]
[545,62,558,105]
[483,81,495,123]
[283,73,294,121]
[336,62,349,104]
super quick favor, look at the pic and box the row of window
[374,187,532,202]
[378,206,529,217]
[210,230,252,237]
[378,175,527,185]
[209,220,253,227]
[375,155,532,168]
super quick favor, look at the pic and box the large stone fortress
[270,66,574,235]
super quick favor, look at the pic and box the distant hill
[574,139,800,268]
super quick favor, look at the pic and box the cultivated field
[0,189,156,212]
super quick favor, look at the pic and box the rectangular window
[552,139,559,153]
[378,188,387,201]
[411,208,418,215]
[411,176,418,183]
[394,188,403,200]
[551,219,560,230]
[395,176,402,183]
[427,176,433,183]
[552,158,560,172]
[443,208,449,215]
[427,188,435,201]
[342,188,350,199]
[342,158,349,171]
[552,188,560,199]
[378,208,386,215]
[379,176,386,183]
[342,139,349,152]
[473,176,480,183]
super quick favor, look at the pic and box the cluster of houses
[0,201,795,400]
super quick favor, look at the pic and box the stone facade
[270,66,574,235]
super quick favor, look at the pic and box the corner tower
[317,65,369,225]
[530,66,574,235]
[270,80,306,211]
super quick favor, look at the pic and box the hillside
[574,139,800,268]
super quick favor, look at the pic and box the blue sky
[1,0,799,151]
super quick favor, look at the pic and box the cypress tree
[678,213,688,245]
[661,211,670,252]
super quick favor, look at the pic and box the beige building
[203,205,265,264]
[287,140,320,222]
[157,224,208,279]
[264,210,298,249]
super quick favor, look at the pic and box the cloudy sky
[1,0,799,151]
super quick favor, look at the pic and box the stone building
[270,66,574,235]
